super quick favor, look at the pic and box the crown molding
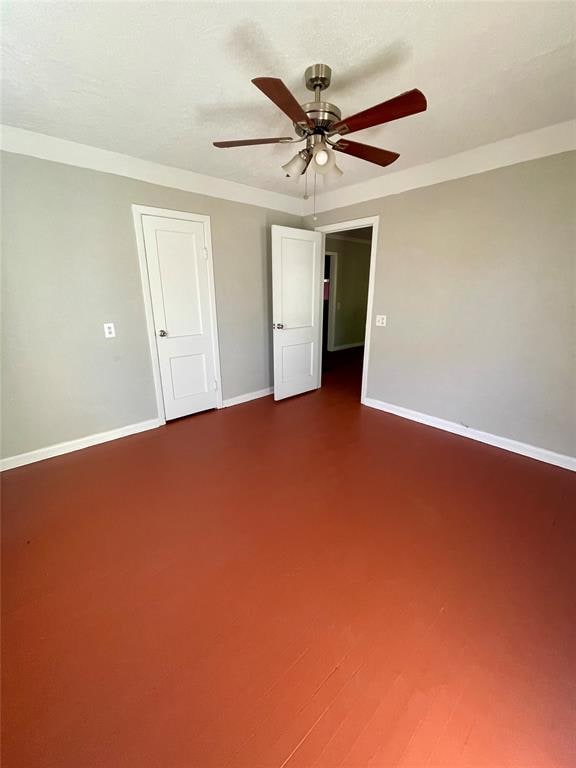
[0,125,305,216]
[307,119,576,215]
[3,121,573,219]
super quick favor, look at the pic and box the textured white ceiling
[2,1,575,198]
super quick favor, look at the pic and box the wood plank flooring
[2,352,575,767]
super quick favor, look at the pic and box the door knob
[158,329,168,337]
[276,323,284,329]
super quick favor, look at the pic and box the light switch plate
[103,322,116,338]
[375,315,387,327]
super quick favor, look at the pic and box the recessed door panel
[280,239,315,328]
[170,354,208,399]
[156,230,203,337]
[281,343,313,383]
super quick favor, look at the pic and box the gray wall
[325,236,371,349]
[1,151,301,458]
[3,150,574,461]
[309,152,576,457]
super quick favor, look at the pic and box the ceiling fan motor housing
[294,64,341,136]
[294,101,342,136]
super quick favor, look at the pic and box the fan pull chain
[303,169,309,200]
[313,172,317,221]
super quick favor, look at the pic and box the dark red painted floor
[2,353,576,768]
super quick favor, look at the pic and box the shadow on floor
[322,346,365,399]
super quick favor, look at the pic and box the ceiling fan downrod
[296,64,342,137]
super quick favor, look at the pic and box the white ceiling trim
[2,120,574,220]
[0,125,305,216]
[309,119,576,214]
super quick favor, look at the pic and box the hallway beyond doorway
[322,346,364,399]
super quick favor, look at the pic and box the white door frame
[315,216,380,405]
[132,204,223,422]
[324,249,339,352]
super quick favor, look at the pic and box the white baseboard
[362,397,576,472]
[0,418,164,471]
[222,387,273,408]
[2,388,274,470]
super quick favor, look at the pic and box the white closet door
[142,215,219,419]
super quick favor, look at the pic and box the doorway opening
[316,217,379,403]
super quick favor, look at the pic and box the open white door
[272,225,323,400]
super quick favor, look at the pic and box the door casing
[315,216,380,405]
[325,250,338,352]
[132,204,223,422]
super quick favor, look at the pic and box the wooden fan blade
[252,77,313,129]
[213,137,293,148]
[332,139,400,168]
[331,89,427,136]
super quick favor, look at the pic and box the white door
[142,214,220,420]
[272,225,323,400]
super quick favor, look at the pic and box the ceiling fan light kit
[311,138,338,175]
[281,149,311,178]
[213,62,427,193]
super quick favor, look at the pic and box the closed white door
[142,214,220,420]
[272,225,323,400]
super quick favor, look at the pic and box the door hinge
[203,246,209,260]
[213,379,218,391]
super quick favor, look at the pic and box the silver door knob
[158,329,168,337]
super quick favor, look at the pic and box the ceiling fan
[213,64,427,180]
